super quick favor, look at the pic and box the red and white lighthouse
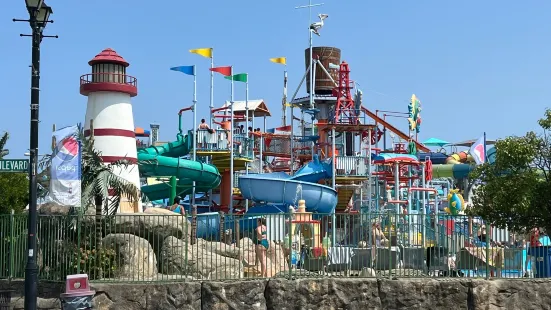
[80,48,141,213]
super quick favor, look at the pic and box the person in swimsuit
[168,196,185,216]
[372,222,387,247]
[254,217,268,277]
[198,119,210,130]
[371,222,388,267]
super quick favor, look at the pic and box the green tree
[469,109,551,233]
[0,132,29,214]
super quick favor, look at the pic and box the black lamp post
[14,1,54,309]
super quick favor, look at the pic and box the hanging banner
[50,125,81,207]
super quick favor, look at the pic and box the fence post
[219,212,225,244]
[388,213,393,280]
[76,210,82,274]
[184,210,189,281]
[288,211,292,279]
[485,222,490,279]
[235,217,240,248]
[191,206,197,246]
[8,209,14,281]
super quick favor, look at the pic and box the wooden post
[191,205,198,245]
[219,212,225,244]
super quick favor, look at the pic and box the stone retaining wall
[1,278,550,309]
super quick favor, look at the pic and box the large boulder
[160,236,243,280]
[102,234,158,280]
[109,208,192,253]
[38,201,72,216]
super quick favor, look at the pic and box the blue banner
[50,125,81,207]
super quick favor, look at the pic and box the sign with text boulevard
[0,159,29,172]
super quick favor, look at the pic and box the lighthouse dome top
[88,48,129,67]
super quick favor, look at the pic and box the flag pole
[290,99,294,175]
[210,52,214,128]
[283,68,288,126]
[208,52,214,212]
[229,66,235,214]
[192,65,197,206]
[483,132,487,163]
[245,75,249,212]
[245,75,249,137]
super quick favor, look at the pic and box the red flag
[209,66,232,76]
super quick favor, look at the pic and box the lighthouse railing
[80,73,137,86]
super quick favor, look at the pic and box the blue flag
[50,125,81,207]
[170,65,195,76]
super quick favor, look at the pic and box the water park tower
[80,48,142,213]
[150,123,160,145]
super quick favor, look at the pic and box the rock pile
[37,205,288,281]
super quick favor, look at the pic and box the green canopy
[423,137,450,147]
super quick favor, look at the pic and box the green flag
[224,73,248,83]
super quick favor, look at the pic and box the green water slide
[138,135,221,201]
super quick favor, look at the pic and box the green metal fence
[0,212,543,283]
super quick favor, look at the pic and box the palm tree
[80,133,141,217]
[0,132,9,159]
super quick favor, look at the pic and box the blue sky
[1,0,550,157]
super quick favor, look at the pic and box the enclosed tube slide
[138,135,221,200]
[431,164,473,179]
[419,151,474,179]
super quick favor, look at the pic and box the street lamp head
[25,0,53,26]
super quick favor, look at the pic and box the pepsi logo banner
[50,125,81,207]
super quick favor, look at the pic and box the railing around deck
[335,156,369,177]
[191,129,253,159]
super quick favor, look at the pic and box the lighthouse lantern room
[81,48,142,213]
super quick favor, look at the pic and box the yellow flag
[189,48,213,58]
[269,57,286,65]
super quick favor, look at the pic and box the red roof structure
[88,48,129,67]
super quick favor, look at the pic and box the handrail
[178,106,193,135]
[211,106,229,113]
[408,187,437,194]
[191,129,254,158]
[79,73,137,86]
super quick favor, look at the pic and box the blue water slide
[189,212,272,240]
[418,152,448,165]
[238,155,338,213]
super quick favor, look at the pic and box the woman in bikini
[254,217,269,277]
[168,196,185,216]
